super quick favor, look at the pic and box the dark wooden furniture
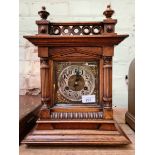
[22,5,131,145]
[125,59,135,131]
[19,95,41,143]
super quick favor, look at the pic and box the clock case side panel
[49,47,104,112]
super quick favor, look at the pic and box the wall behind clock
[19,0,135,108]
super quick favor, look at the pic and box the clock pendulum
[22,5,131,145]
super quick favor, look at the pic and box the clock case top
[22,6,131,145]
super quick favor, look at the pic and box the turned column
[103,55,113,119]
[40,57,50,105]
[39,51,51,119]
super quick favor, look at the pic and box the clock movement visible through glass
[54,62,99,104]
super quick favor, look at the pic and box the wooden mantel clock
[22,5,131,145]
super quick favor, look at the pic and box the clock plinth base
[22,120,131,145]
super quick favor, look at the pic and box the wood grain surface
[20,108,135,155]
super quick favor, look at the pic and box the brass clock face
[58,65,95,101]
[55,62,99,104]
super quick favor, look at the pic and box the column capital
[40,58,49,69]
[103,56,112,64]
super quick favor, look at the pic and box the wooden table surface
[20,108,135,155]
[19,95,41,120]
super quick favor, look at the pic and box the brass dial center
[68,75,85,91]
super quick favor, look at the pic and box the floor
[19,108,135,155]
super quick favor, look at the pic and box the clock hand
[73,67,81,90]
[74,81,79,91]
[75,67,80,81]
[74,77,79,91]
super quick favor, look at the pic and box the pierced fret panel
[50,23,103,36]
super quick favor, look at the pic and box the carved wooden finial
[38,6,50,20]
[103,4,114,19]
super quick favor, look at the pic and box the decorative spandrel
[54,61,99,104]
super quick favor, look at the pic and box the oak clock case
[22,5,131,145]
[54,61,99,104]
